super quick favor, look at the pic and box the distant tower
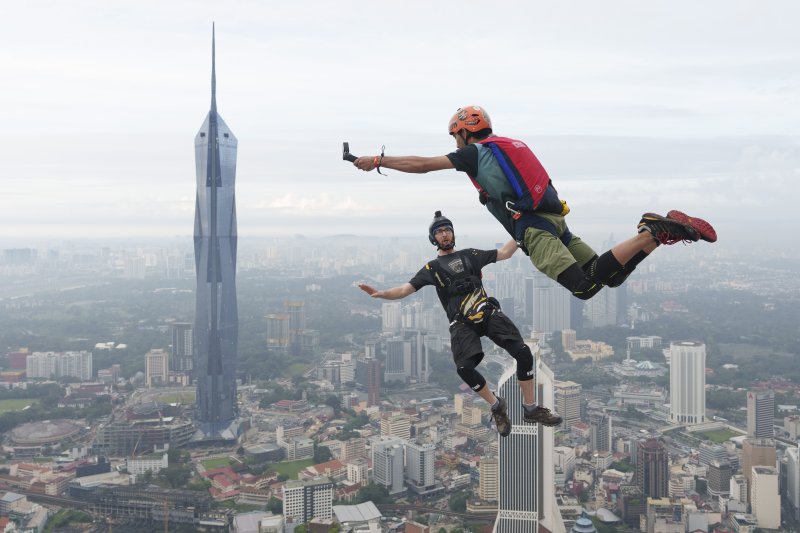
[193,25,239,439]
[170,323,193,372]
[747,390,775,438]
[751,466,780,529]
[635,438,669,498]
[145,349,169,387]
[532,272,570,334]
[668,341,706,425]
[590,412,613,452]
[494,354,560,533]
[742,438,776,502]
[554,380,582,429]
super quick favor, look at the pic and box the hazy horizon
[3,1,798,249]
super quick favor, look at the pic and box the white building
[405,441,436,492]
[494,354,564,533]
[26,351,92,381]
[479,456,498,502]
[554,446,576,486]
[346,458,368,484]
[145,349,169,387]
[747,390,774,438]
[787,445,800,521]
[282,477,333,523]
[371,436,405,495]
[750,466,779,529]
[126,452,168,475]
[381,302,402,333]
[668,341,706,425]
[532,272,570,334]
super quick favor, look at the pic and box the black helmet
[428,210,455,250]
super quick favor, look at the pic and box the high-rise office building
[355,356,381,406]
[742,438,776,502]
[786,444,800,521]
[384,338,411,383]
[405,441,436,494]
[729,474,747,505]
[561,330,577,351]
[706,461,731,497]
[493,356,560,533]
[265,314,289,352]
[285,300,306,356]
[532,272,570,334]
[26,351,92,381]
[698,442,728,467]
[751,466,779,529]
[668,342,706,425]
[479,456,498,502]
[589,413,612,452]
[382,301,402,333]
[170,323,193,372]
[380,412,411,440]
[635,438,669,498]
[747,390,774,438]
[371,437,405,494]
[554,380,582,429]
[145,349,169,387]
[193,26,239,439]
[583,286,618,328]
[282,477,333,523]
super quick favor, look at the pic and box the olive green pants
[522,212,597,281]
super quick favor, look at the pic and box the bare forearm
[354,154,453,174]
[359,282,416,300]
[496,239,519,261]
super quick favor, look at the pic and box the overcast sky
[2,1,798,252]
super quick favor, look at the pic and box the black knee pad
[557,263,604,300]
[514,345,534,382]
[457,363,487,392]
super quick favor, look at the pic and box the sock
[523,402,537,412]
[490,398,500,410]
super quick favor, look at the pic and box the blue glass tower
[193,25,239,439]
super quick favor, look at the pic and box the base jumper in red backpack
[352,105,717,301]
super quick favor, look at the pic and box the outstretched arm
[354,155,454,174]
[359,283,417,300]
[496,239,519,262]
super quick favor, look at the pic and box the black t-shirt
[446,145,479,177]
[408,248,497,321]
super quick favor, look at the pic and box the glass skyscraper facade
[193,26,239,439]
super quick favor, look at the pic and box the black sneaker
[638,212,699,245]
[523,405,563,427]
[490,395,512,437]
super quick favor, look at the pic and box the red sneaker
[638,213,699,245]
[667,210,717,243]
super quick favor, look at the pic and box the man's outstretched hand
[358,283,380,298]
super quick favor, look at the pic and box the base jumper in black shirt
[358,211,562,437]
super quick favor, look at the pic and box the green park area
[270,459,313,479]
[201,457,235,469]
[696,428,742,443]
[154,391,196,405]
[286,363,310,378]
[0,398,36,414]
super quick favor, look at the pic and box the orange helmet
[448,106,492,136]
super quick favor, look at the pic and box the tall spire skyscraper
[193,25,239,439]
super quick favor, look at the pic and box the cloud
[260,193,382,216]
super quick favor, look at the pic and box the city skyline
[2,2,799,249]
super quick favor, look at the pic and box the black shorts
[449,310,525,367]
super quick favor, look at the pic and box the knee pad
[514,345,534,382]
[557,262,604,300]
[457,363,487,392]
